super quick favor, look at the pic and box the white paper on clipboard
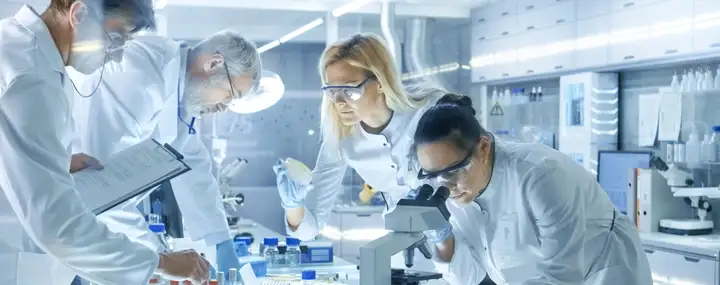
[72,138,190,214]
[658,92,682,141]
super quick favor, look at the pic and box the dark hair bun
[437,93,475,115]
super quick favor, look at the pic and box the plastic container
[686,133,701,166]
[666,143,675,163]
[233,236,251,257]
[674,143,686,163]
[702,134,713,163]
[263,237,280,266]
[301,270,316,284]
[712,126,720,162]
[285,237,302,266]
[238,255,268,277]
[149,223,172,253]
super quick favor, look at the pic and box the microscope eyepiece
[415,184,434,200]
[432,186,450,202]
[651,156,669,171]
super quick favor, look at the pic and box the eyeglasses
[417,147,475,188]
[320,76,373,102]
[85,6,130,54]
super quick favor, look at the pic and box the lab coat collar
[476,135,507,202]
[357,109,410,138]
[15,5,65,73]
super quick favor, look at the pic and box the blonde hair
[318,33,426,145]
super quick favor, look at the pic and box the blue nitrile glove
[423,222,454,244]
[273,159,311,209]
[213,239,241,280]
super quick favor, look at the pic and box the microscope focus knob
[699,199,712,211]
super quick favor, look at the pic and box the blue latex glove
[423,222,454,244]
[273,159,310,208]
[214,239,241,280]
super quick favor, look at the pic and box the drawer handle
[710,42,720,48]
[684,256,700,263]
[356,214,371,217]
[479,76,486,80]
[502,31,510,36]
[643,249,654,254]
[478,18,486,23]
[501,12,509,16]
[502,73,510,77]
[665,49,678,54]
[623,2,635,8]
[526,26,535,30]
[479,36,486,40]
[526,70,535,74]
[554,65,564,70]
[526,5,535,10]
[556,19,566,24]
[623,55,635,60]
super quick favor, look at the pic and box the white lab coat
[70,36,231,249]
[434,139,653,285]
[0,6,159,285]
[288,91,443,241]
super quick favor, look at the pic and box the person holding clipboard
[69,29,263,278]
[0,0,210,284]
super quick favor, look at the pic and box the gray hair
[192,30,262,82]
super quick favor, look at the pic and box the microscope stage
[390,269,443,285]
[660,219,714,236]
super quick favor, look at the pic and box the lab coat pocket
[493,213,519,253]
[17,252,76,285]
[491,213,520,269]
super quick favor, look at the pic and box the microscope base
[659,219,714,235]
[391,269,442,285]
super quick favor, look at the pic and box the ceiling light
[280,18,324,43]
[257,40,280,54]
[332,0,375,17]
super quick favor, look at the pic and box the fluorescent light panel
[279,18,324,43]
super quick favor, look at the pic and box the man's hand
[156,250,210,284]
[70,153,103,173]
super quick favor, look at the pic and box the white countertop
[174,218,358,275]
[332,204,385,214]
[640,232,720,258]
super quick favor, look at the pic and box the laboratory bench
[640,232,720,285]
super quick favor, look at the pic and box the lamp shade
[227,70,285,114]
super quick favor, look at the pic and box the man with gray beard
[68,29,263,279]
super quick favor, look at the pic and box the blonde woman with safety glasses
[272,33,450,253]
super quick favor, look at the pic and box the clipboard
[72,138,192,215]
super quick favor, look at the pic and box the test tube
[216,272,225,285]
[228,268,237,285]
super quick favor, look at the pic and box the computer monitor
[597,151,653,214]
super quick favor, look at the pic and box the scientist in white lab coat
[69,30,262,275]
[0,1,210,284]
[409,94,653,285]
[274,33,449,255]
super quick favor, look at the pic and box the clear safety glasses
[320,76,373,102]
[417,148,474,188]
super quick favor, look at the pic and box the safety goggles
[320,76,373,102]
[417,147,474,188]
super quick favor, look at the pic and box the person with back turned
[0,0,209,284]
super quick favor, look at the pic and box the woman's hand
[70,153,104,173]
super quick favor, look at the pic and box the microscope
[217,157,250,226]
[651,156,719,235]
[358,185,450,285]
